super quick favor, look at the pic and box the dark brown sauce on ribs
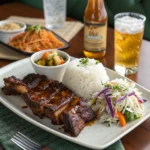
[22,105,28,109]
[2,73,96,137]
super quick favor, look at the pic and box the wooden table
[0,2,150,150]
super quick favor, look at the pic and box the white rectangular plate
[0,58,150,149]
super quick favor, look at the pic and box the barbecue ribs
[2,74,95,137]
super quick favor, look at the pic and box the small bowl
[0,20,26,44]
[31,49,70,82]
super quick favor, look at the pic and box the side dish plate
[0,27,69,56]
[0,57,150,149]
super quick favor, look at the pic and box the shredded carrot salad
[8,28,65,52]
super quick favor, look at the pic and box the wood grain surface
[0,2,150,150]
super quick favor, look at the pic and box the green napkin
[0,104,124,150]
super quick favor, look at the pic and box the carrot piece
[42,52,50,59]
[117,111,126,127]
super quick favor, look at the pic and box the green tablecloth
[0,104,125,150]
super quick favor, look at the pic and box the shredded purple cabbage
[132,93,144,103]
[91,87,111,106]
[104,91,114,118]
[128,91,135,96]
[116,95,127,104]
[138,100,143,103]
[115,91,145,104]
[96,87,111,97]
[115,91,134,104]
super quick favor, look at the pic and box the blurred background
[1,0,149,40]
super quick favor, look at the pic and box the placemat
[0,16,84,60]
[0,104,125,150]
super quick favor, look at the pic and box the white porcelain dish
[31,49,70,82]
[0,57,150,150]
[0,20,26,43]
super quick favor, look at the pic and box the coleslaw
[90,78,145,127]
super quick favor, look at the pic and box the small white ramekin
[30,49,70,82]
[0,20,26,44]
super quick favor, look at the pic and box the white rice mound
[62,58,109,101]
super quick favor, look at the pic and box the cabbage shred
[90,78,145,126]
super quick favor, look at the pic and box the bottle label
[84,22,107,52]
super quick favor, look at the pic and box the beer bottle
[84,0,107,59]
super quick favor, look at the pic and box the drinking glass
[43,0,66,29]
[114,12,146,75]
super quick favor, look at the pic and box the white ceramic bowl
[0,20,26,44]
[31,49,70,82]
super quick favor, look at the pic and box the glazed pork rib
[2,74,45,95]
[43,87,75,124]
[2,76,29,95]
[2,74,95,136]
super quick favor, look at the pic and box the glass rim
[115,12,146,23]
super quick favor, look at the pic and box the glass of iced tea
[114,13,146,75]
